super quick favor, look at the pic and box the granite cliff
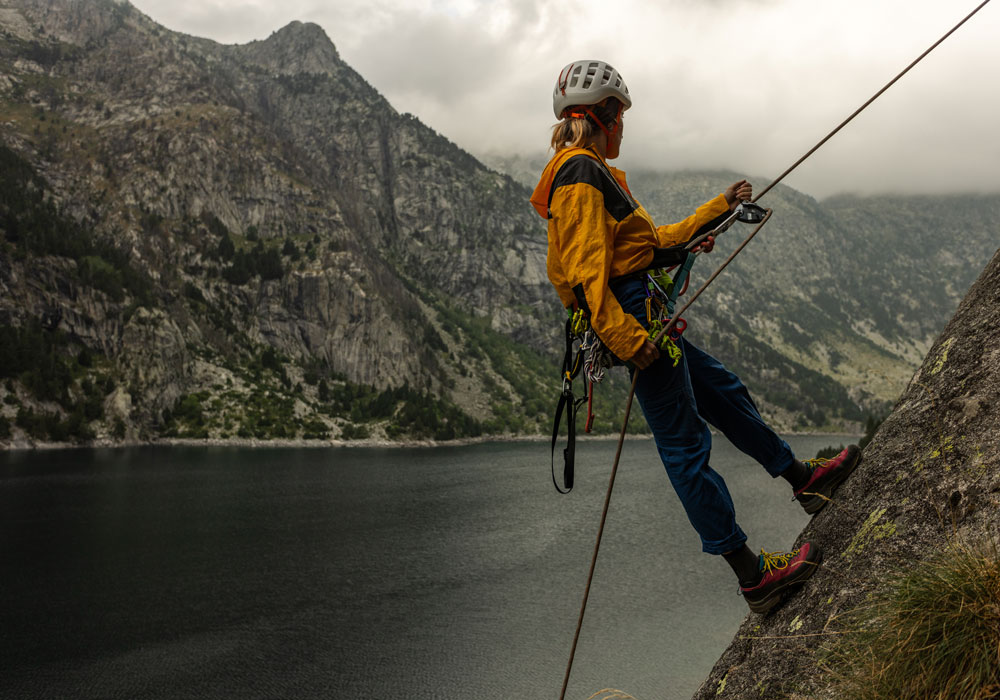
[692,248,1000,698]
[1,0,554,444]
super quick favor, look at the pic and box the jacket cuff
[608,319,648,362]
[709,192,731,214]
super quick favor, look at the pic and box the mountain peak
[240,20,341,76]
[273,20,329,41]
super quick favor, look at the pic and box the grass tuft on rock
[821,541,1000,700]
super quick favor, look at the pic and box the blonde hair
[549,98,623,152]
[550,115,595,151]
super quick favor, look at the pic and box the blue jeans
[610,277,796,554]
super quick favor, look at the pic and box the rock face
[691,248,1000,699]
[0,0,556,443]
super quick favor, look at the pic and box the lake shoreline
[0,431,861,452]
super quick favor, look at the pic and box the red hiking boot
[740,543,823,614]
[794,444,862,515]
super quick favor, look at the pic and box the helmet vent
[551,59,632,119]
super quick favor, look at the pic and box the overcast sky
[127,0,999,199]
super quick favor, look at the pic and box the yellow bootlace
[759,548,800,575]
[802,457,829,470]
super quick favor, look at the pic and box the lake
[0,435,845,699]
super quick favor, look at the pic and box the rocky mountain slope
[691,247,1000,698]
[0,0,996,447]
[1,0,555,445]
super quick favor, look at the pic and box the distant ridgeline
[1,0,997,446]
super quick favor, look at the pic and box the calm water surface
[1,435,844,699]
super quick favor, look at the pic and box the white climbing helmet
[552,60,632,120]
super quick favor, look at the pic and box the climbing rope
[753,0,993,205]
[557,2,993,698]
[586,690,639,700]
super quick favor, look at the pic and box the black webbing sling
[550,317,587,494]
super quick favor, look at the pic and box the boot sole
[798,449,862,515]
[745,547,824,614]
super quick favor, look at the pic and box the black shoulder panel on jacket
[549,155,637,223]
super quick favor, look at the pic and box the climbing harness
[548,201,767,494]
[638,202,766,368]
[556,3,992,698]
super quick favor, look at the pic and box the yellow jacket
[530,147,731,361]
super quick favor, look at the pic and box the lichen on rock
[692,248,1000,699]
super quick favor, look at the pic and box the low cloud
[131,0,999,198]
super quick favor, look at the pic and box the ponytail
[549,98,623,152]
[550,116,594,151]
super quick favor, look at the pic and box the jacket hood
[529,147,600,218]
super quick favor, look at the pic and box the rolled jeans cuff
[701,525,749,556]
[767,450,798,479]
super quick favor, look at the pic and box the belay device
[549,201,769,494]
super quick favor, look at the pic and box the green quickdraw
[647,321,683,365]
[644,296,683,367]
[569,308,589,337]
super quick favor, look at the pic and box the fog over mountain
[128,0,1000,199]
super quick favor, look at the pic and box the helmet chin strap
[568,104,623,145]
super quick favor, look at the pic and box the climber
[530,59,861,613]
